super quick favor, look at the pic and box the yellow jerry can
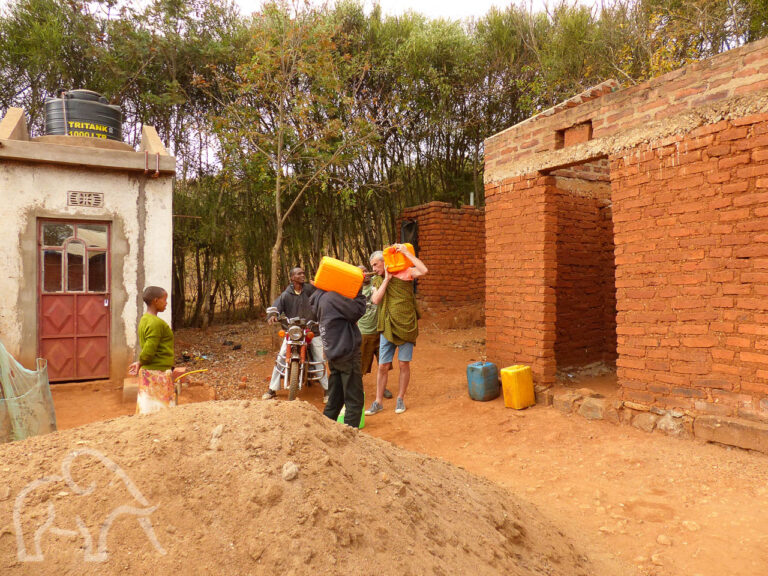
[500,365,535,410]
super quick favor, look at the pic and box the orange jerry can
[383,243,415,273]
[314,257,364,299]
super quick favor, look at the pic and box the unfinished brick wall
[485,36,768,424]
[611,113,768,418]
[485,177,557,384]
[398,202,485,309]
[485,173,616,382]
[485,37,768,181]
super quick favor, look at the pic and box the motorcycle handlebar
[268,311,317,331]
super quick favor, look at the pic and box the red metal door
[38,221,110,382]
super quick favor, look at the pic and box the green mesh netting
[0,340,57,443]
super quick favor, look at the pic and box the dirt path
[52,322,768,576]
[50,380,212,429]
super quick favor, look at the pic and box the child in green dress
[129,286,175,414]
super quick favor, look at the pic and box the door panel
[40,295,75,338]
[40,337,75,381]
[76,336,109,379]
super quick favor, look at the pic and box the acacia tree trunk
[270,226,283,303]
[199,249,214,330]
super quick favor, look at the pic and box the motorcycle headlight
[288,326,303,341]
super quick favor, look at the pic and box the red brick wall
[554,185,616,368]
[398,202,485,309]
[485,37,768,181]
[612,113,768,418]
[485,176,557,386]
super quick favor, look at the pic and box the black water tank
[44,89,122,141]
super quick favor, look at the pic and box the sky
[0,0,591,20]
[234,0,586,21]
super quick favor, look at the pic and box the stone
[693,415,768,454]
[282,461,299,481]
[0,486,10,501]
[683,416,695,438]
[657,534,672,546]
[620,409,633,425]
[579,397,607,420]
[682,520,700,532]
[651,553,664,566]
[632,412,659,433]
[534,386,553,406]
[605,401,623,425]
[209,424,224,451]
[248,538,267,561]
[623,401,650,412]
[576,387,600,398]
[553,391,582,413]
[656,413,688,438]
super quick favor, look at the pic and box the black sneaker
[383,388,393,399]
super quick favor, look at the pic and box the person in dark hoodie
[310,285,367,427]
[263,267,329,401]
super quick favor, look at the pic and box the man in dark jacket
[263,267,329,400]
[310,286,366,427]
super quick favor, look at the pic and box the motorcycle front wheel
[288,359,300,401]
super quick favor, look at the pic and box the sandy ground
[50,320,768,576]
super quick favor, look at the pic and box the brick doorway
[550,159,618,378]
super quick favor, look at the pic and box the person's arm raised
[371,268,391,305]
[399,244,428,278]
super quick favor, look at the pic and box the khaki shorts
[360,332,380,374]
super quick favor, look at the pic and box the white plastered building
[0,107,175,383]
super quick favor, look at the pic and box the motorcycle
[266,306,325,400]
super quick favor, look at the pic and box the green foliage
[2,0,767,324]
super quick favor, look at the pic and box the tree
[211,0,376,302]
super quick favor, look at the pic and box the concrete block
[693,415,768,454]
[0,107,29,140]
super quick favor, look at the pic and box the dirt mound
[0,401,593,575]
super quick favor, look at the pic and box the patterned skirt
[136,368,175,415]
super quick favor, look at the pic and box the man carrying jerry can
[365,244,428,416]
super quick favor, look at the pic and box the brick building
[484,37,768,424]
[398,202,484,310]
